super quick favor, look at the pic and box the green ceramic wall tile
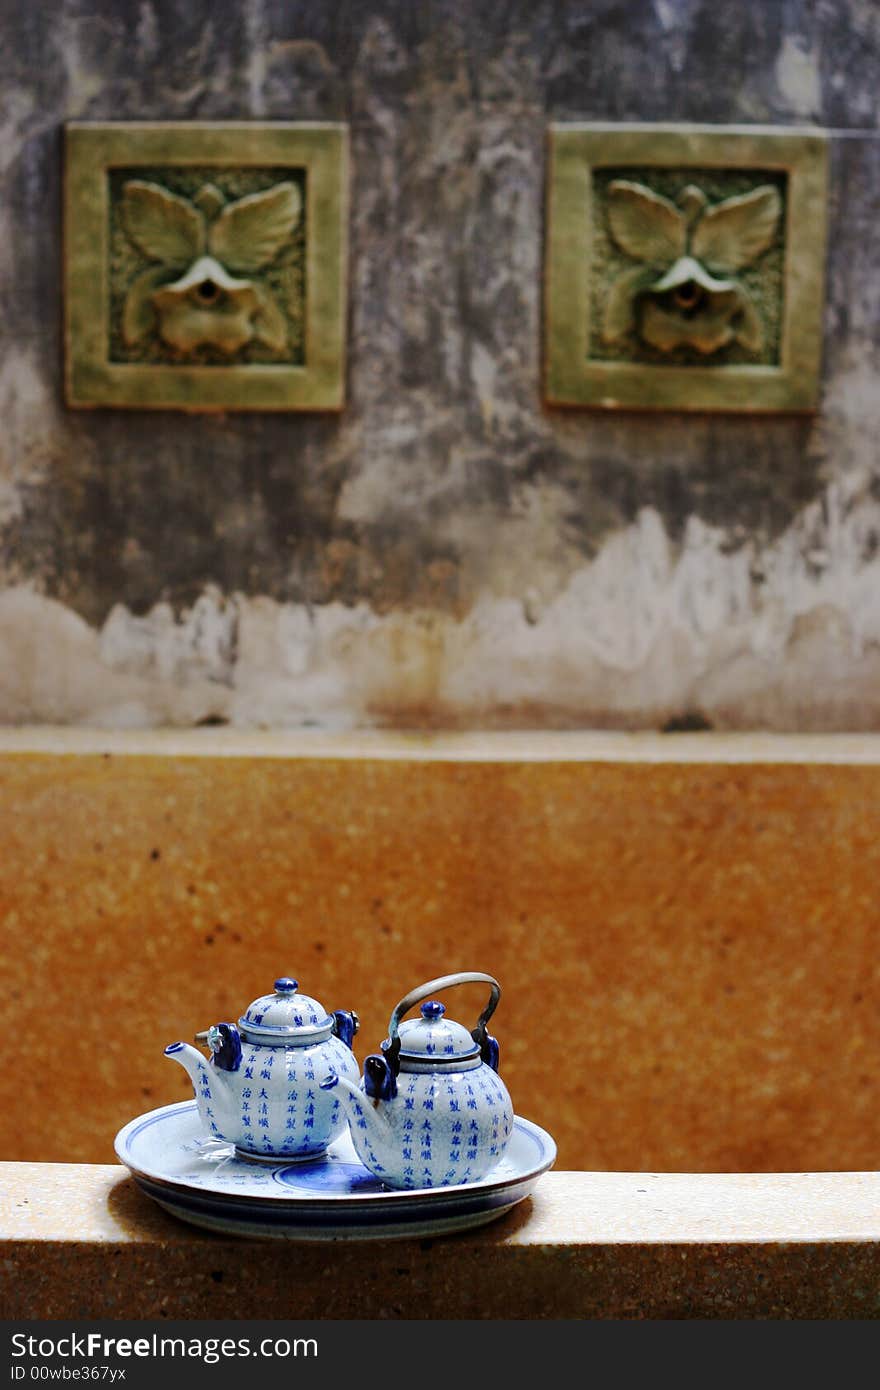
[65,123,348,412]
[544,124,828,413]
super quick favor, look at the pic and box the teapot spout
[165,1039,221,1121]
[164,1040,208,1088]
[165,1039,237,1139]
[320,1066,394,1152]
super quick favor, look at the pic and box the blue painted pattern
[274,1160,384,1195]
[340,1065,514,1191]
[180,1036,359,1159]
[166,976,360,1160]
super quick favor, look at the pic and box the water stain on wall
[3,480,880,731]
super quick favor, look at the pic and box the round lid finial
[420,1000,446,1021]
[274,977,299,995]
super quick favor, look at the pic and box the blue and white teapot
[320,971,514,1189]
[165,976,360,1161]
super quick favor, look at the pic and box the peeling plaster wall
[1,1,879,729]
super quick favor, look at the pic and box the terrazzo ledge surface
[2,1164,880,1319]
[3,727,880,762]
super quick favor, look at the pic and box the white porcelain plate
[114,1101,556,1241]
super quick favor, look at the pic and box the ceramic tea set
[163,969,514,1190]
[115,967,554,1237]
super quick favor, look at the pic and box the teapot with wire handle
[320,971,514,1189]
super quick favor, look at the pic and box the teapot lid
[391,1001,480,1069]
[238,977,333,1045]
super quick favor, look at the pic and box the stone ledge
[3,726,880,763]
[2,1163,879,1319]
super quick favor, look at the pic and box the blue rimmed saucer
[114,1101,556,1241]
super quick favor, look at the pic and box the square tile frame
[544,124,829,413]
[65,122,349,412]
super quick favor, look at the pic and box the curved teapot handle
[384,971,502,1075]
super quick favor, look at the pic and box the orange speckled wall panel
[1,739,879,1171]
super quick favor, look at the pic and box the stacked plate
[114,1101,556,1241]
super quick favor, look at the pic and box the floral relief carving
[119,178,303,357]
[601,180,782,356]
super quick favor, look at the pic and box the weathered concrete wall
[1,1,879,729]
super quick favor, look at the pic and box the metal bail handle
[384,971,502,1072]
